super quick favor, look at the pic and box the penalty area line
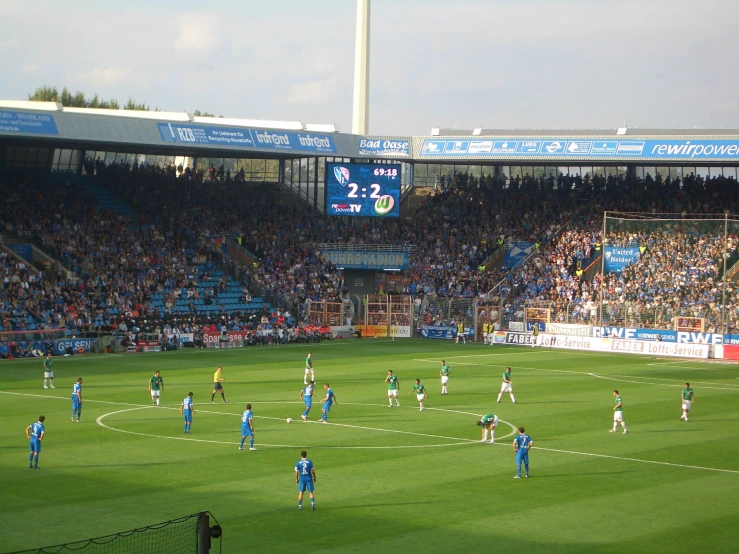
[587,373,739,391]
[521,443,739,476]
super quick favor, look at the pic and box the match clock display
[325,162,401,218]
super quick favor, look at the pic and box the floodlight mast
[352,0,371,135]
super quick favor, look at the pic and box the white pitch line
[95,406,514,450]
[414,360,489,366]
[441,351,548,359]
[2,390,516,448]
[413,362,739,388]
[599,373,739,388]
[587,373,739,391]
[517,444,739,475]
[646,361,732,371]
[10,390,738,472]
[414,361,588,376]
[414,351,545,361]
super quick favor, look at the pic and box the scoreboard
[325,162,401,218]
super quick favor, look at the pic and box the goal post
[360,294,413,338]
[600,211,738,334]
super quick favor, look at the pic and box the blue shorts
[304,399,312,408]
[241,425,253,437]
[298,481,315,493]
[184,411,192,423]
[322,402,332,413]
[516,451,529,465]
[213,382,223,391]
[30,439,41,453]
[72,399,80,409]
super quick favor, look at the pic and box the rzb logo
[334,167,350,186]
[374,195,395,216]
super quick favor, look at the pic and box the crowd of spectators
[492,173,739,330]
[5,161,739,347]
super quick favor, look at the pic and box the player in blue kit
[295,450,316,510]
[319,383,337,423]
[26,415,46,469]
[240,403,256,451]
[300,381,314,421]
[71,377,83,422]
[181,392,195,434]
[513,427,534,479]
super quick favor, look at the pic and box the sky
[1,0,738,135]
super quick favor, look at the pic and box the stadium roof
[4,100,739,162]
[0,100,339,133]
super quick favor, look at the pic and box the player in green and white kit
[681,383,695,422]
[610,390,627,434]
[149,371,164,406]
[497,367,516,403]
[43,353,55,389]
[304,353,315,385]
[409,379,428,411]
[476,413,499,443]
[385,370,400,407]
[440,361,451,395]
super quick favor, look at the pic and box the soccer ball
[286,418,292,423]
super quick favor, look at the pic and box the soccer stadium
[2,1,739,553]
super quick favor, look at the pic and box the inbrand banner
[157,123,336,153]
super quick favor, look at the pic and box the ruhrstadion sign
[321,250,409,270]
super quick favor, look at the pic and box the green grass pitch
[2,339,739,553]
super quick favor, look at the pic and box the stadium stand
[4,161,739,348]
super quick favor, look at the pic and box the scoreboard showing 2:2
[325,162,401,218]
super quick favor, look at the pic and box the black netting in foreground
[6,511,221,554]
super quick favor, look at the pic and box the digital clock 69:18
[373,168,398,177]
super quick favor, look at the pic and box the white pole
[352,0,371,135]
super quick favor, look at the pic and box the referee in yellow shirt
[211,366,228,404]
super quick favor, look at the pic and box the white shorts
[500,382,512,393]
[151,390,161,397]
[416,394,425,402]
[441,376,449,384]
[682,401,691,411]
[613,411,624,422]
[304,368,312,375]
[487,416,499,428]
[388,389,398,397]
[44,372,53,378]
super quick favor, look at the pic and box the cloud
[285,78,340,105]
[174,14,222,57]
[0,37,18,50]
[67,67,130,86]
[21,64,38,74]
